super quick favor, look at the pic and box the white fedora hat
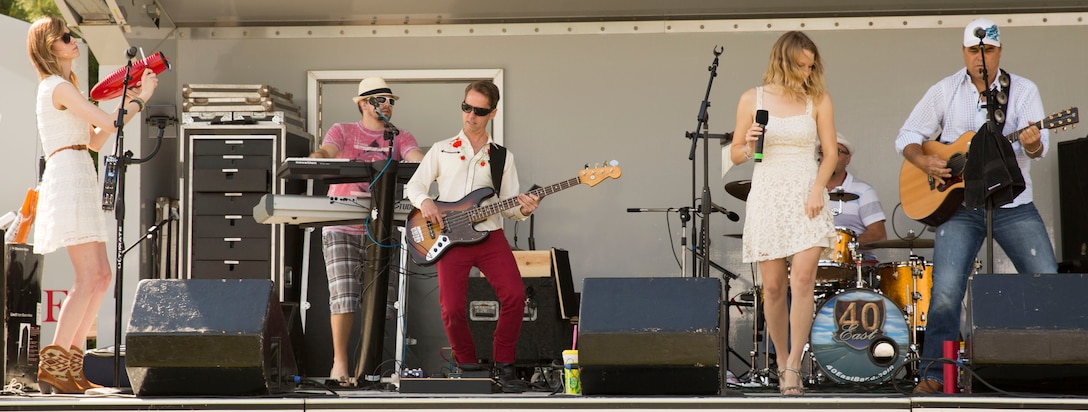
[352,77,399,103]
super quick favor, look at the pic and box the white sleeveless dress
[33,75,110,254]
[741,87,835,263]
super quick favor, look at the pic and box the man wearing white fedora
[310,77,424,387]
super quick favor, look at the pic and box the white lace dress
[741,87,835,263]
[33,75,110,254]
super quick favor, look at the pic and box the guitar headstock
[579,161,622,187]
[1043,107,1079,131]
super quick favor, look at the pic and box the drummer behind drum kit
[725,180,936,387]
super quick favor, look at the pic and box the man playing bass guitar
[404,80,539,393]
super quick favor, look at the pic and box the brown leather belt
[47,144,88,160]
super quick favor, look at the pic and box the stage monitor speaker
[969,273,1088,390]
[126,279,298,396]
[577,277,721,395]
[467,276,573,365]
[1058,138,1088,269]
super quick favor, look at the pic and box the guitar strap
[489,143,507,195]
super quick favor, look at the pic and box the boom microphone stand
[355,101,400,383]
[684,45,722,279]
[102,47,169,388]
[682,45,745,386]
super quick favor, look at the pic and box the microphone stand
[356,103,400,383]
[681,45,749,387]
[978,37,998,274]
[103,52,135,389]
[684,45,723,279]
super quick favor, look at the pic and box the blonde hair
[762,31,826,103]
[27,16,79,88]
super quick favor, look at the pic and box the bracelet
[129,97,145,112]
[1024,142,1042,155]
[742,146,752,160]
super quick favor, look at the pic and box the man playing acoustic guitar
[894,18,1058,394]
[404,80,539,393]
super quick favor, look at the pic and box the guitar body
[899,132,973,227]
[404,187,495,266]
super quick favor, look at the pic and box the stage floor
[3,381,1088,412]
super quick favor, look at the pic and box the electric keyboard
[253,194,413,225]
[277,158,419,184]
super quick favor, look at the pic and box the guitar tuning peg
[608,160,619,166]
[583,163,589,169]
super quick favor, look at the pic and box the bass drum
[810,289,909,384]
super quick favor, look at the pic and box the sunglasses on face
[61,32,78,44]
[461,102,493,116]
[368,96,396,106]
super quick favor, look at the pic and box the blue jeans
[918,203,1057,381]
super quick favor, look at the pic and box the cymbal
[725,180,752,201]
[860,238,935,249]
[828,190,860,201]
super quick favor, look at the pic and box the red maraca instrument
[90,51,171,101]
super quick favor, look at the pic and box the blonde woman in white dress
[27,16,157,394]
[729,31,838,396]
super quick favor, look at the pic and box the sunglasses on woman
[461,102,493,116]
[61,32,79,44]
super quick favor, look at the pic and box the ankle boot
[37,345,82,394]
[68,346,103,391]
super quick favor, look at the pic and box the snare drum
[816,227,857,282]
[878,261,933,330]
[810,289,909,384]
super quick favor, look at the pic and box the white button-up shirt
[405,131,528,232]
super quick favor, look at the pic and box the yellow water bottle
[562,350,581,395]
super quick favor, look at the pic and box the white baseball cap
[964,18,1001,48]
[835,133,854,155]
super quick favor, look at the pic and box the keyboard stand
[394,226,410,379]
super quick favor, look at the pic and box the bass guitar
[405,163,622,265]
[899,107,1078,226]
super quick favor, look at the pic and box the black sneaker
[493,362,528,393]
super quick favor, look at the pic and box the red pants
[436,229,524,365]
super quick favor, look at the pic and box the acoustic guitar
[899,107,1078,226]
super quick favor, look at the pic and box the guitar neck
[1004,120,1041,144]
[464,177,581,222]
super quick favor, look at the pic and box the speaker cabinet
[969,273,1088,390]
[1059,138,1088,268]
[126,279,298,396]
[578,277,721,395]
[467,276,573,365]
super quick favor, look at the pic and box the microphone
[974,27,988,40]
[754,109,768,162]
[90,51,171,101]
[710,202,740,222]
[125,47,138,59]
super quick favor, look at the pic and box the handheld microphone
[974,27,988,40]
[754,109,768,162]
